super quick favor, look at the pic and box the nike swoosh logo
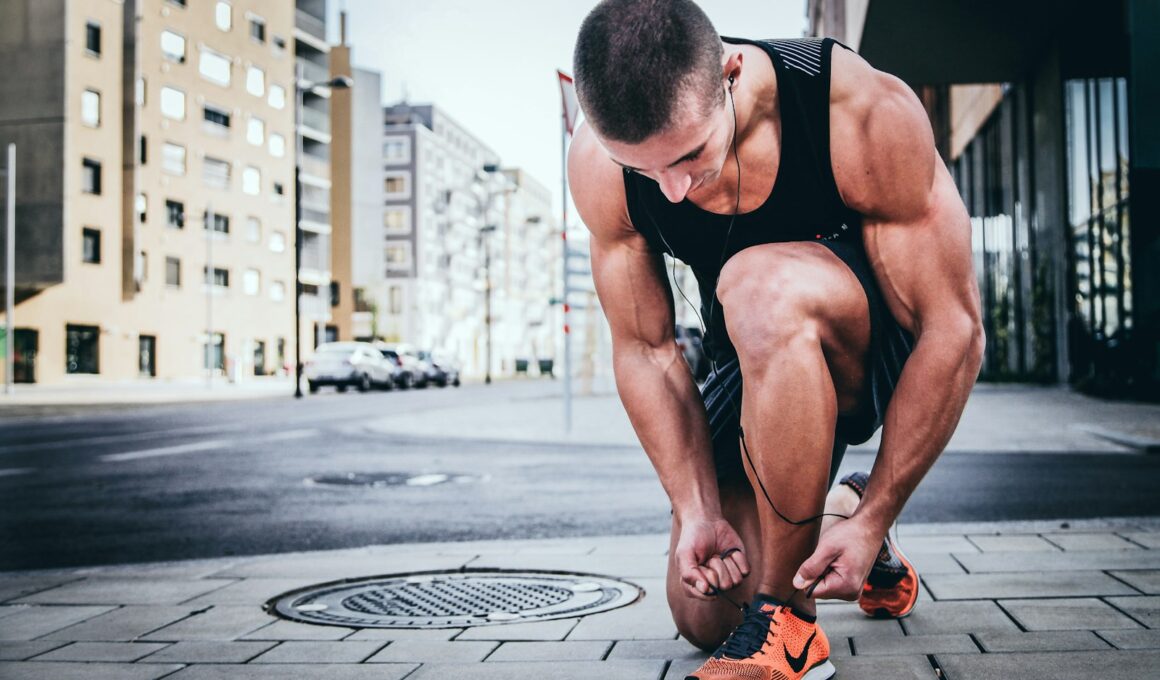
[784,630,816,673]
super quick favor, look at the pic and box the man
[567,1,984,679]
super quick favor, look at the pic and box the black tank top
[623,37,862,362]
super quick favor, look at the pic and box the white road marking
[0,468,35,477]
[0,423,248,455]
[261,429,319,442]
[99,429,321,463]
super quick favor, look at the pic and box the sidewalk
[1,518,1158,679]
[0,376,295,407]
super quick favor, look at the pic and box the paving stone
[1042,533,1142,551]
[466,554,666,579]
[0,576,84,604]
[923,571,1135,600]
[1105,595,1160,627]
[1097,628,1160,649]
[851,633,977,656]
[606,639,706,661]
[955,549,1160,573]
[905,551,966,575]
[0,606,23,620]
[0,605,116,641]
[665,657,707,679]
[568,585,677,641]
[12,578,234,606]
[968,534,1061,552]
[458,618,580,641]
[974,630,1110,652]
[900,600,1021,635]
[816,603,904,638]
[207,554,468,579]
[588,535,670,556]
[1119,531,1160,548]
[999,598,1143,631]
[181,578,317,606]
[0,641,72,660]
[1109,569,1160,594]
[135,640,276,663]
[241,619,356,640]
[251,640,385,663]
[366,640,496,663]
[0,661,183,679]
[31,641,170,662]
[164,663,419,679]
[345,627,463,641]
[892,535,978,554]
[44,606,197,641]
[486,640,611,661]
[823,655,937,680]
[405,660,666,679]
[936,650,1160,680]
[140,605,276,641]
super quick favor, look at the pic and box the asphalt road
[2,383,1159,571]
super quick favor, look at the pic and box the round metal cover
[266,569,642,628]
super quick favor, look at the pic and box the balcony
[299,153,330,182]
[296,58,330,87]
[300,106,330,134]
[295,8,325,41]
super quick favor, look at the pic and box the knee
[717,251,821,363]
[673,610,732,653]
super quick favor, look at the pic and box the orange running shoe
[686,595,835,680]
[838,471,920,619]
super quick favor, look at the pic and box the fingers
[723,547,751,578]
[792,541,840,591]
[803,567,860,601]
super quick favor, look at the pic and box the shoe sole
[860,534,919,619]
[685,659,835,680]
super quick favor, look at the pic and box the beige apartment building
[0,0,299,385]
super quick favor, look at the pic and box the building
[0,0,297,385]
[809,0,1160,400]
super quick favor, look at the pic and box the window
[81,89,100,127]
[215,1,231,31]
[249,16,266,43]
[82,228,101,263]
[267,84,285,109]
[272,35,286,52]
[165,256,181,287]
[242,166,260,195]
[162,142,186,175]
[389,285,402,314]
[136,250,147,289]
[136,77,146,106]
[66,325,100,375]
[273,181,284,196]
[204,266,229,288]
[160,30,186,63]
[386,243,411,268]
[203,332,224,372]
[268,133,285,158]
[160,86,185,120]
[246,117,264,145]
[166,199,184,229]
[203,156,231,189]
[136,193,147,224]
[82,158,101,194]
[198,48,231,86]
[245,216,261,242]
[243,268,260,295]
[384,173,408,196]
[203,103,231,131]
[269,230,286,253]
[246,66,264,97]
[139,135,147,164]
[205,211,230,234]
[384,207,410,234]
[270,280,285,302]
[85,21,101,56]
[383,137,410,163]
[166,0,187,7]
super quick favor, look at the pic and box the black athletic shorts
[700,238,915,486]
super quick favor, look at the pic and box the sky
[325,1,807,220]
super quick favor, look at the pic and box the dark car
[420,350,461,387]
[375,342,428,389]
[675,325,709,381]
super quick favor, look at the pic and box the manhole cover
[306,473,479,488]
[266,569,642,628]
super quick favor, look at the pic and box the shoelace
[715,604,778,659]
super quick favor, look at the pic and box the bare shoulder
[828,45,937,222]
[567,122,637,245]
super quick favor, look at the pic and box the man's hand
[675,516,751,601]
[792,516,881,601]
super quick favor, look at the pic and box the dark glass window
[82,228,100,263]
[85,21,101,55]
[204,266,229,287]
[166,199,184,229]
[205,212,230,234]
[273,181,284,195]
[165,256,181,287]
[249,18,266,43]
[82,158,101,194]
[66,325,100,374]
[139,134,147,164]
[203,104,231,129]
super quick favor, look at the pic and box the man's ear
[722,49,743,89]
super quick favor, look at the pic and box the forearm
[853,324,984,534]
[613,343,721,520]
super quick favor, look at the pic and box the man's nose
[657,171,693,203]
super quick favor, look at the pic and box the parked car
[675,325,709,382]
[305,342,395,393]
[419,350,461,387]
[375,342,428,389]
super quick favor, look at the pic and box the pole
[561,115,572,432]
[294,62,305,398]
[205,203,213,389]
[484,229,492,385]
[4,144,14,395]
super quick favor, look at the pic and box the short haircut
[573,0,724,144]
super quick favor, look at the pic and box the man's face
[597,88,732,204]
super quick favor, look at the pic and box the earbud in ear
[728,75,735,85]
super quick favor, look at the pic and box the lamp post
[479,224,497,384]
[293,65,351,398]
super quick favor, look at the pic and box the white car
[305,342,395,393]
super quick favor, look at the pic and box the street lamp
[294,68,352,399]
[479,223,497,384]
